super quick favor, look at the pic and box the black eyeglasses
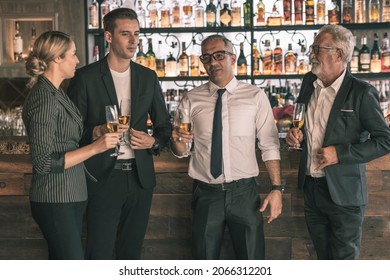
[199,51,234,64]
[309,45,339,55]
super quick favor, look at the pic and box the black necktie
[210,88,226,179]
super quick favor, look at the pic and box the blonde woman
[23,31,119,259]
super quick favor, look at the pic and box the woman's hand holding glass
[173,108,193,156]
[105,105,124,157]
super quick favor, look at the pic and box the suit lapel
[323,72,353,145]
[101,57,119,108]
[56,88,83,132]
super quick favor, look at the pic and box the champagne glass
[173,107,192,155]
[119,98,131,145]
[105,105,123,157]
[288,103,305,151]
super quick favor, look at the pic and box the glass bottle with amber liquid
[206,0,217,27]
[89,0,98,28]
[29,26,36,53]
[381,32,390,72]
[350,36,360,73]
[13,21,23,62]
[370,33,381,73]
[262,40,273,74]
[220,3,232,27]
[231,0,242,27]
[273,39,283,74]
[294,0,303,24]
[156,41,166,77]
[160,0,171,27]
[305,0,315,25]
[355,0,366,23]
[342,0,353,24]
[182,0,194,27]
[256,0,266,26]
[328,0,340,24]
[237,42,247,76]
[383,0,390,22]
[252,39,261,76]
[267,4,282,26]
[243,0,252,27]
[166,51,177,77]
[146,38,156,72]
[172,0,181,27]
[316,0,326,24]
[297,45,309,74]
[359,36,370,73]
[283,0,292,25]
[148,0,158,28]
[369,0,380,23]
[190,39,200,77]
[136,40,147,67]
[284,43,297,74]
[179,42,189,77]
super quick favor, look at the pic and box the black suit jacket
[67,56,171,189]
[297,71,390,206]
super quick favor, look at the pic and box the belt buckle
[121,162,133,171]
[221,183,227,191]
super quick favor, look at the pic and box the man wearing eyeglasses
[286,25,390,259]
[170,34,282,260]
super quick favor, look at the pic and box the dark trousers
[303,176,365,260]
[30,200,87,260]
[85,169,153,260]
[191,178,265,260]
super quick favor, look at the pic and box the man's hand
[286,127,304,149]
[315,146,339,171]
[260,190,282,223]
[130,128,155,149]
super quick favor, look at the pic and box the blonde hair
[25,31,72,88]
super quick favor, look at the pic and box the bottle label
[237,64,247,75]
[13,37,23,53]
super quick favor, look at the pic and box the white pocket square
[341,109,354,112]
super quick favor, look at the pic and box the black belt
[114,159,136,171]
[194,178,254,191]
[306,175,326,182]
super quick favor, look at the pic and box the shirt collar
[208,76,238,96]
[313,69,346,95]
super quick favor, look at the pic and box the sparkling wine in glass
[289,103,305,151]
[105,105,123,157]
[119,98,131,145]
[174,107,192,155]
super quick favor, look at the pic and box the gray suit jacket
[297,71,390,206]
[67,56,171,190]
[22,76,87,203]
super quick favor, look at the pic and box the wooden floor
[0,146,389,260]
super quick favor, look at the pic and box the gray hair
[201,34,234,53]
[317,25,355,64]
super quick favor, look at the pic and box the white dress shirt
[178,77,280,184]
[306,70,346,177]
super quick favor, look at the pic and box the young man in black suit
[286,25,390,259]
[68,8,171,259]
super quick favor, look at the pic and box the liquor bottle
[89,0,98,28]
[195,0,205,27]
[13,21,23,62]
[147,114,154,136]
[252,39,261,76]
[243,0,252,27]
[29,26,36,53]
[342,0,353,24]
[190,39,200,77]
[146,38,156,72]
[267,4,282,26]
[166,51,177,77]
[305,0,315,25]
[283,0,292,25]
[370,33,381,73]
[179,42,189,76]
[148,0,158,28]
[379,81,389,118]
[101,0,110,27]
[294,0,303,24]
[220,3,232,27]
[237,42,247,76]
[369,0,380,23]
[262,40,273,74]
[172,0,181,27]
[182,0,194,27]
[350,36,360,73]
[231,0,242,27]
[156,41,165,77]
[93,45,99,62]
[381,32,390,72]
[160,0,171,28]
[206,0,217,27]
[355,0,366,23]
[358,36,370,73]
[136,39,147,67]
[284,43,297,74]
[297,45,309,74]
[273,39,283,74]
[316,0,326,24]
[383,0,390,22]
[256,0,266,26]
[328,0,340,24]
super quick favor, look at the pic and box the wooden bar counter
[0,137,389,260]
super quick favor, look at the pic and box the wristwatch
[150,138,160,155]
[271,185,285,193]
